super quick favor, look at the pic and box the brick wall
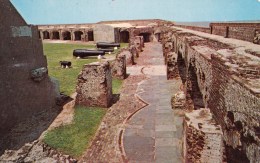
[211,23,260,44]
[212,25,227,37]
[169,26,260,162]
[228,26,255,42]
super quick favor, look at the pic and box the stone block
[111,54,126,79]
[171,91,185,109]
[75,61,112,108]
[129,45,139,58]
[166,52,178,79]
[183,108,223,163]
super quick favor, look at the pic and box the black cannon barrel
[73,49,105,58]
[98,48,114,53]
[96,42,120,48]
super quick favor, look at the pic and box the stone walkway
[123,42,183,162]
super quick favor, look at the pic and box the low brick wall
[184,109,223,163]
[111,55,126,79]
[160,25,260,162]
[75,62,112,108]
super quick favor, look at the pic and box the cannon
[96,42,120,49]
[98,48,114,53]
[73,49,105,58]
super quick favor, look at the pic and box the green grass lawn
[44,106,106,157]
[43,42,128,95]
[43,43,98,95]
[43,42,126,158]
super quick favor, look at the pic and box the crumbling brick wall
[210,54,260,163]
[0,0,57,135]
[75,62,112,108]
[111,55,126,79]
[165,25,260,162]
[210,23,260,44]
[184,109,223,163]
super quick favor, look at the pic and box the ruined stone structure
[0,0,58,135]
[38,20,162,44]
[176,22,260,45]
[161,23,260,162]
[111,55,127,80]
[184,109,223,163]
[75,62,112,108]
[38,24,94,42]
[94,24,121,43]
[171,91,186,109]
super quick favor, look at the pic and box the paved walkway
[123,42,183,162]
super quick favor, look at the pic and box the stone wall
[75,62,112,108]
[93,24,117,43]
[174,22,260,44]
[111,55,127,79]
[0,0,57,135]
[161,25,260,162]
[211,25,227,37]
[129,27,154,43]
[183,109,223,163]
[210,23,260,44]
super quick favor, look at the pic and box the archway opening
[88,31,94,41]
[74,31,83,41]
[120,31,129,43]
[155,33,161,42]
[62,31,71,40]
[139,33,151,42]
[187,63,205,110]
[52,31,60,40]
[43,31,50,39]
[177,51,187,84]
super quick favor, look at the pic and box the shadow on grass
[43,106,106,158]
[0,105,63,155]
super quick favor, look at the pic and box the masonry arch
[177,49,187,84]
[88,31,94,41]
[52,31,60,40]
[139,32,151,42]
[120,31,129,43]
[62,31,71,40]
[74,31,83,41]
[43,31,50,39]
[186,60,205,110]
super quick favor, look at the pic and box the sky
[10,0,260,25]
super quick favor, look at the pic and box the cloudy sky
[10,0,260,25]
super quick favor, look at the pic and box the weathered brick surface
[211,23,260,44]
[184,109,223,163]
[111,54,126,79]
[175,23,260,45]
[166,52,178,79]
[229,26,255,42]
[164,25,260,162]
[212,25,227,37]
[75,62,112,108]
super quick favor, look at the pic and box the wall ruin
[161,24,260,162]
[75,62,112,108]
